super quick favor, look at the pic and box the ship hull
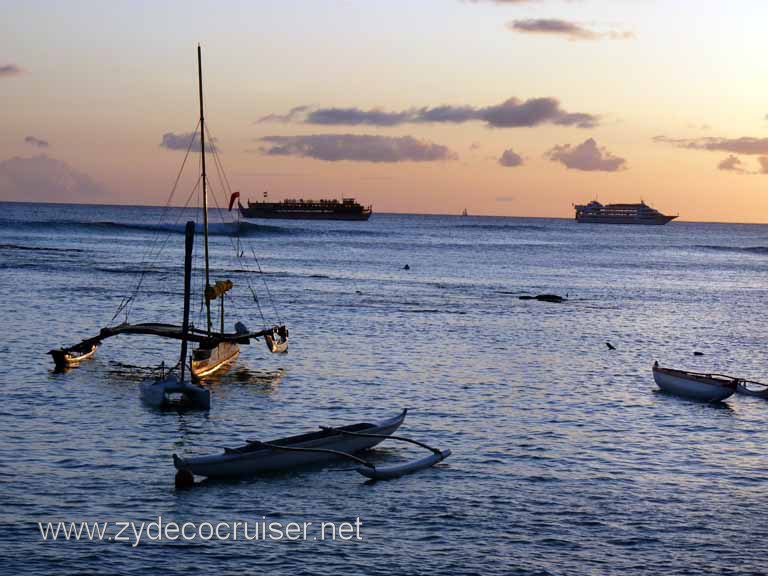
[239,207,371,221]
[576,215,677,225]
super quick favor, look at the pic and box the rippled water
[2,201,768,575]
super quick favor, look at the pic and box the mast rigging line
[203,121,284,326]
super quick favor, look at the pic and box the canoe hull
[653,366,736,402]
[174,410,407,479]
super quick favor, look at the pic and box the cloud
[717,155,745,173]
[759,157,768,175]
[256,105,310,124]
[258,134,457,163]
[306,108,412,126]
[470,142,482,150]
[160,132,216,153]
[508,19,632,41]
[481,97,598,128]
[509,19,595,39]
[24,136,49,148]
[546,138,626,171]
[0,155,107,202]
[498,148,524,167]
[496,195,515,202]
[654,135,768,156]
[264,97,598,129]
[0,64,23,77]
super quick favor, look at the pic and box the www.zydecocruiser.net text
[37,516,363,546]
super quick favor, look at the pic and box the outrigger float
[49,45,287,380]
[173,409,451,486]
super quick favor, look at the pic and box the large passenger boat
[238,196,372,221]
[574,200,677,225]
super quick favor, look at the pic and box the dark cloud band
[258,134,457,163]
[260,97,598,129]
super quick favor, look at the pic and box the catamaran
[49,46,288,381]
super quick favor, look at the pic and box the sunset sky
[2,0,768,221]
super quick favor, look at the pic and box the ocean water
[2,201,768,575]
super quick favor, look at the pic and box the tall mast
[197,44,212,335]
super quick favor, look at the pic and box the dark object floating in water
[403,264,410,270]
[693,351,704,356]
[606,342,616,350]
[519,294,566,303]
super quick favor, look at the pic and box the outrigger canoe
[173,409,450,485]
[652,363,737,403]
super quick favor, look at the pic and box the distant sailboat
[461,208,469,217]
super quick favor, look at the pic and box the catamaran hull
[191,341,240,379]
[174,410,406,479]
[653,367,736,402]
[140,374,211,410]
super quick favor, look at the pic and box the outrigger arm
[48,322,287,369]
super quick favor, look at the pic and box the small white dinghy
[652,362,737,403]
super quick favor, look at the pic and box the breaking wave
[697,245,768,255]
[2,219,294,237]
[447,223,547,232]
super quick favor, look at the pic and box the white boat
[652,363,737,402]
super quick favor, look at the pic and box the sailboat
[49,46,288,381]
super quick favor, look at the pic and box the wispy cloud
[498,148,524,167]
[24,136,49,148]
[256,105,310,124]
[508,19,632,41]
[160,132,216,153]
[0,64,23,77]
[654,135,768,156]
[261,97,598,129]
[546,138,626,171]
[716,154,768,175]
[717,155,745,173]
[0,155,106,201]
[258,134,457,163]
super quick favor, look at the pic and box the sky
[2,0,768,221]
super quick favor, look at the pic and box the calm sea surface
[2,201,768,575]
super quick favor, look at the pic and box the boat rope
[318,427,444,456]
[114,176,201,323]
[110,125,201,324]
[205,173,268,330]
[238,441,375,469]
[204,122,283,327]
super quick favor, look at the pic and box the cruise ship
[574,200,677,225]
[238,196,372,221]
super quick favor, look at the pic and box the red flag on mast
[228,191,240,211]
